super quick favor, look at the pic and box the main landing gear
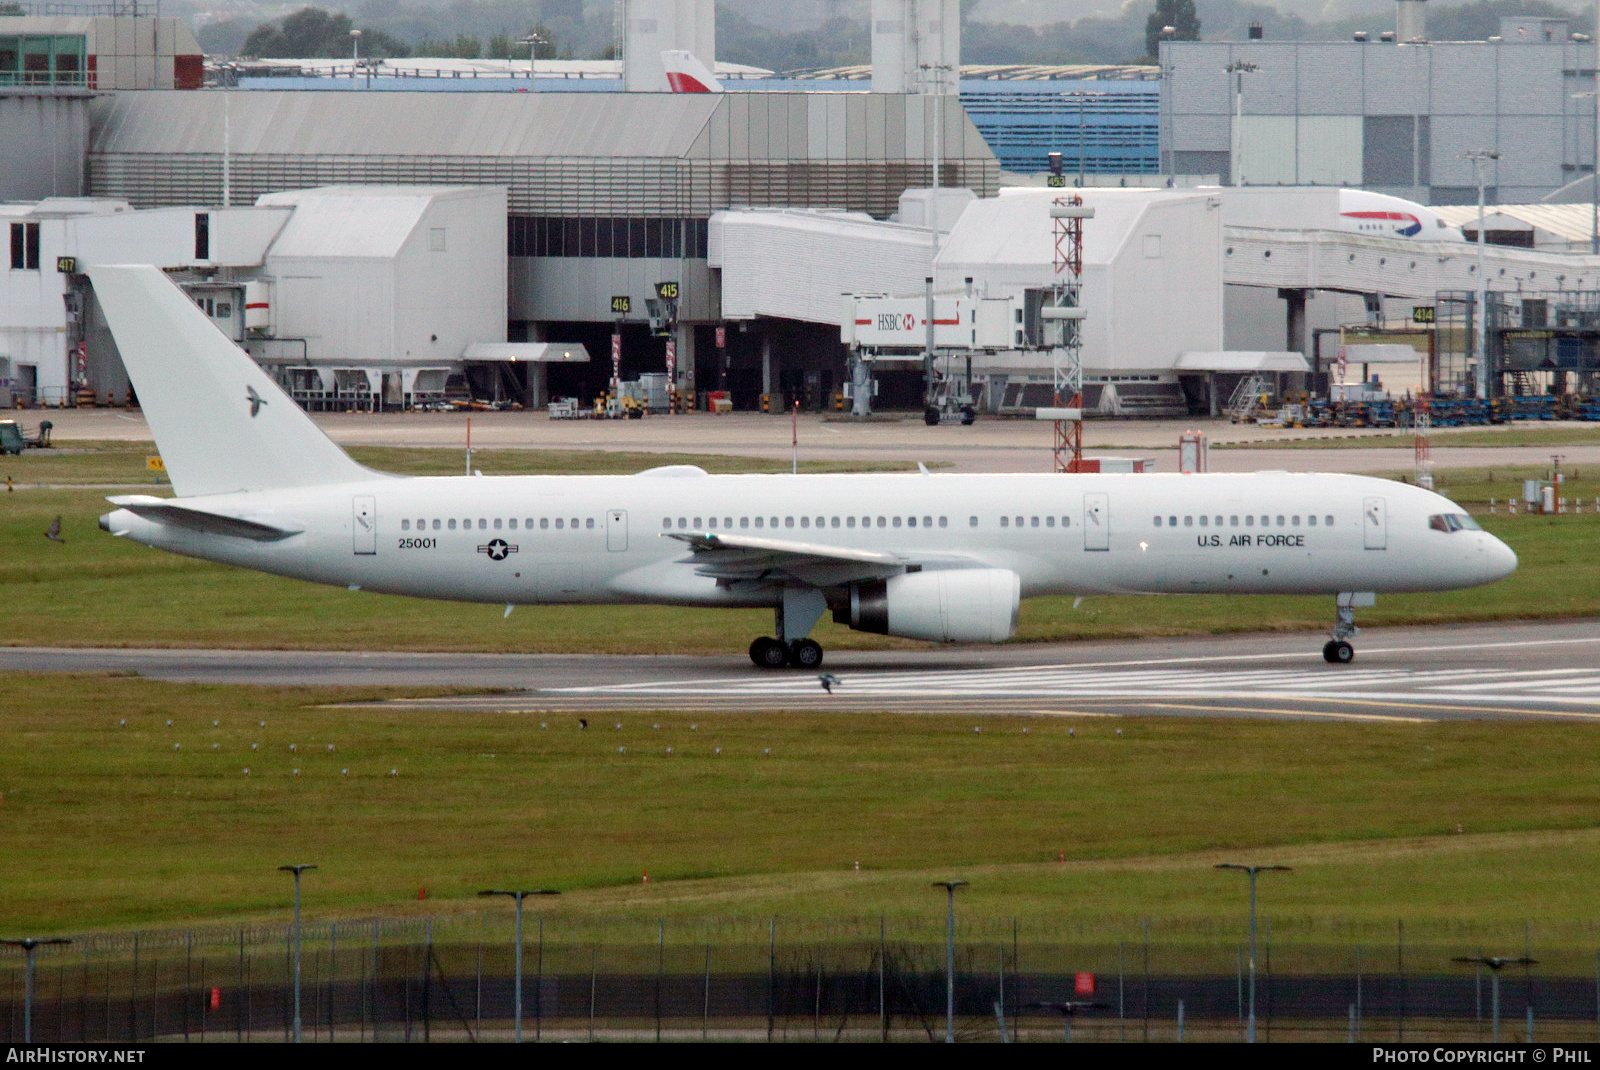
[1322,592,1373,664]
[749,636,824,670]
[750,589,829,669]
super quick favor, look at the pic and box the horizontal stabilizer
[107,496,303,542]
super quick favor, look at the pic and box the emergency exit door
[606,509,628,552]
[352,495,376,555]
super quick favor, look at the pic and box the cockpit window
[1428,513,1482,533]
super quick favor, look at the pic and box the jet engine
[836,568,1020,643]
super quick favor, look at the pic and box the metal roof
[88,90,724,159]
[256,186,469,259]
[462,342,590,363]
[1432,203,1598,244]
[1175,351,1310,372]
[88,89,996,165]
[793,64,1160,81]
[215,58,773,80]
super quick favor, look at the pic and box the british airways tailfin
[87,264,378,498]
[661,50,722,93]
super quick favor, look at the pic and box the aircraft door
[606,509,628,552]
[1083,493,1110,551]
[1363,497,1387,550]
[352,495,377,555]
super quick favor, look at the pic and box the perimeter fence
[6,915,1600,1043]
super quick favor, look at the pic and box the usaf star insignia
[478,538,518,561]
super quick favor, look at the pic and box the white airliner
[90,265,1515,668]
[1338,189,1464,241]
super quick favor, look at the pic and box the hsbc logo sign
[847,295,971,348]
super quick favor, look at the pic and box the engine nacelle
[836,568,1020,643]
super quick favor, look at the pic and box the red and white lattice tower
[1049,196,1093,473]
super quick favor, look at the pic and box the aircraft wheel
[1322,640,1355,664]
[924,406,941,426]
[750,637,789,669]
[788,638,824,669]
[960,405,977,425]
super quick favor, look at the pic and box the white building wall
[1100,197,1225,370]
[392,187,507,363]
[935,189,1224,373]
[870,0,961,95]
[623,0,716,92]
[712,209,936,323]
[259,186,507,368]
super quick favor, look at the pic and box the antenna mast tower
[1048,196,1093,472]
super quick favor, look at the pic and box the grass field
[5,672,1600,938]
[1,447,1596,653]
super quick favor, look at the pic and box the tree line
[201,0,1591,67]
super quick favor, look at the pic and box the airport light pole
[2,938,71,1042]
[918,60,955,413]
[349,29,360,84]
[479,888,560,1042]
[278,864,316,1043]
[932,880,968,1043]
[1215,863,1289,1043]
[1224,61,1260,187]
[1465,149,1501,401]
[520,33,546,89]
[1453,956,1536,1042]
[1574,92,1598,255]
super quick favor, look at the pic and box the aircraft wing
[106,495,304,542]
[663,531,905,586]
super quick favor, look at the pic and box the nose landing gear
[1322,638,1355,664]
[1323,592,1373,664]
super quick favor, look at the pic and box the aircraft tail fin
[87,264,376,498]
[661,50,722,93]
